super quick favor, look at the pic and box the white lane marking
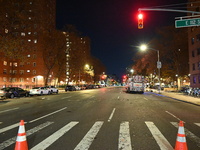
[0,122,26,134]
[171,122,200,147]
[118,122,132,150]
[0,121,53,150]
[108,108,116,122]
[165,111,182,122]
[42,97,45,99]
[0,107,19,114]
[144,97,148,100]
[61,96,72,99]
[29,107,67,123]
[145,121,173,150]
[118,96,120,99]
[195,123,200,127]
[31,121,78,150]
[0,122,2,124]
[74,121,103,150]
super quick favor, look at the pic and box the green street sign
[175,18,200,28]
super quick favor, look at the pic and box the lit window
[30,2,32,4]
[19,78,24,82]
[29,10,32,12]
[21,32,25,36]
[5,29,8,33]
[28,39,31,42]
[3,77,6,82]
[13,70,17,74]
[10,62,12,66]
[28,32,31,35]
[27,54,30,57]
[34,39,37,43]
[3,61,7,65]
[28,17,31,20]
[14,62,17,67]
[27,70,30,73]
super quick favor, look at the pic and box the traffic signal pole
[138,8,200,15]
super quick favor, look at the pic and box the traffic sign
[157,61,162,69]
[175,18,200,28]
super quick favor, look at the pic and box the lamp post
[140,44,161,93]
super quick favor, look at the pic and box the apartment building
[0,0,56,88]
[188,0,200,87]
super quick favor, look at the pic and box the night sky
[56,0,187,77]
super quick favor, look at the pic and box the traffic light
[138,13,143,29]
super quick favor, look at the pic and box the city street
[0,87,200,150]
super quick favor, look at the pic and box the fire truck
[126,75,145,94]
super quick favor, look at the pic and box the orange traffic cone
[15,120,28,150]
[175,120,188,150]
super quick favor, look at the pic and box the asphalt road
[0,87,200,150]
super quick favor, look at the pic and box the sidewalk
[152,90,200,106]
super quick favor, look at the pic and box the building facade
[0,0,56,88]
[188,0,200,87]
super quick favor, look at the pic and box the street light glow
[140,44,147,51]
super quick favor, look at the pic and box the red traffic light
[123,75,127,79]
[138,13,143,29]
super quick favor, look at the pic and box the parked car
[45,86,58,94]
[29,87,51,95]
[65,85,76,91]
[0,87,29,99]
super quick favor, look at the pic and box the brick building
[0,0,56,88]
[188,0,200,87]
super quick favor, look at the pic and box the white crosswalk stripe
[145,122,173,150]
[0,121,53,150]
[31,121,78,150]
[118,122,132,150]
[74,121,103,150]
[1,121,200,149]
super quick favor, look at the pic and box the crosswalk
[1,121,200,150]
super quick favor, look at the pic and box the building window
[28,32,31,35]
[20,70,24,74]
[33,54,36,59]
[5,29,8,33]
[191,38,195,45]
[27,70,30,73]
[193,76,197,84]
[33,70,36,75]
[197,34,200,41]
[193,63,196,70]
[13,70,17,74]
[192,51,195,57]
[27,62,30,65]
[34,39,37,43]
[14,62,17,67]
[21,32,25,36]
[33,62,36,67]
[198,62,200,70]
[198,48,200,55]
[20,62,24,67]
[12,78,17,82]
[3,61,7,65]
[3,69,7,74]
[27,54,31,57]
[19,78,24,82]
[28,39,31,42]
[3,77,6,82]
[10,62,12,66]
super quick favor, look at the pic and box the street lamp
[139,44,161,93]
